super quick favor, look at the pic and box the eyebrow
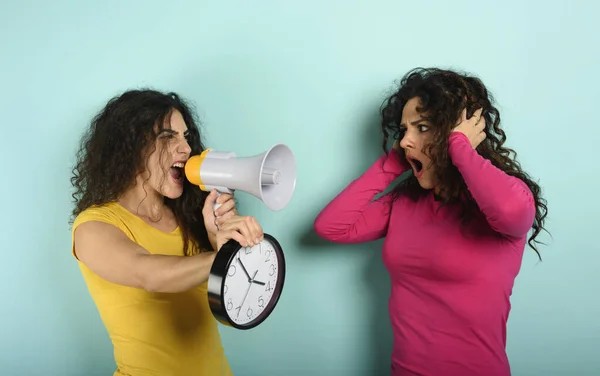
[159,129,190,136]
[399,119,425,127]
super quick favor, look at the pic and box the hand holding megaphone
[183,143,296,331]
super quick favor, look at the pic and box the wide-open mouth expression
[145,110,193,197]
[398,97,436,189]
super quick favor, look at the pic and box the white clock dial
[222,240,280,325]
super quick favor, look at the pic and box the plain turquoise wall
[1,0,599,375]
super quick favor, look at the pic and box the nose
[178,137,192,155]
[399,131,414,150]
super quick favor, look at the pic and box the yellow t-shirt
[71,202,233,376]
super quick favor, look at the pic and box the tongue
[170,167,181,181]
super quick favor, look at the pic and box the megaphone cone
[184,143,296,211]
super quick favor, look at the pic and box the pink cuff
[448,131,471,148]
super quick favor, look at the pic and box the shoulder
[71,202,135,244]
[72,202,128,230]
[70,202,135,260]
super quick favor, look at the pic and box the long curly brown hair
[380,67,549,260]
[70,89,210,256]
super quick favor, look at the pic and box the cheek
[145,154,168,181]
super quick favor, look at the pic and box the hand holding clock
[215,215,264,251]
[204,205,285,330]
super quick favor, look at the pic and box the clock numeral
[224,284,228,295]
[269,264,275,276]
[227,265,236,277]
[265,249,271,262]
[245,247,252,255]
[258,295,265,308]
[246,307,253,318]
[227,298,233,311]
[235,306,241,317]
[265,281,273,292]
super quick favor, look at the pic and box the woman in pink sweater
[314,68,549,376]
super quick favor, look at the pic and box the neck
[118,177,165,220]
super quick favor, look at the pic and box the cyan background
[1,1,598,375]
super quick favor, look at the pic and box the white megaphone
[184,143,296,211]
[185,143,295,330]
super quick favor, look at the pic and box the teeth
[172,162,184,168]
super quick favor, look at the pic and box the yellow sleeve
[71,205,126,261]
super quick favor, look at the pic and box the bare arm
[73,215,263,293]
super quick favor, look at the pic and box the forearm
[314,149,409,243]
[208,233,218,252]
[138,251,217,293]
[448,132,535,237]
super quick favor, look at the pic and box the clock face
[222,238,282,326]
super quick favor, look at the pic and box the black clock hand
[252,279,266,286]
[237,270,257,317]
[237,257,251,282]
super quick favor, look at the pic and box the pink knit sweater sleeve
[448,132,536,238]
[313,149,410,243]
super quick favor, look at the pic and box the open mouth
[407,157,424,177]
[170,162,185,184]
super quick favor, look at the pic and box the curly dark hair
[380,67,549,260]
[70,89,210,256]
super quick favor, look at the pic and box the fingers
[216,192,234,205]
[214,195,236,217]
[218,229,249,249]
[218,216,264,248]
[215,209,236,228]
[202,190,218,216]
[478,130,487,145]
[477,114,486,131]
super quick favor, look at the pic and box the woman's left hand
[452,107,486,149]
[202,189,238,248]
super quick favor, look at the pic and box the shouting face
[140,109,193,200]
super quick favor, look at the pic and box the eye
[418,125,429,132]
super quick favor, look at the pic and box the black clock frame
[207,233,286,330]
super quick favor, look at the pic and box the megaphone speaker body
[185,143,296,212]
[184,143,295,330]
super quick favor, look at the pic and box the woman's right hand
[216,215,264,250]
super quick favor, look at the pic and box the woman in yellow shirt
[69,89,264,376]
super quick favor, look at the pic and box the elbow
[313,217,360,244]
[139,271,161,293]
[135,256,169,293]
[313,215,344,243]
[313,215,333,241]
[492,200,536,238]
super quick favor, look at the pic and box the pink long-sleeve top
[314,132,536,376]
